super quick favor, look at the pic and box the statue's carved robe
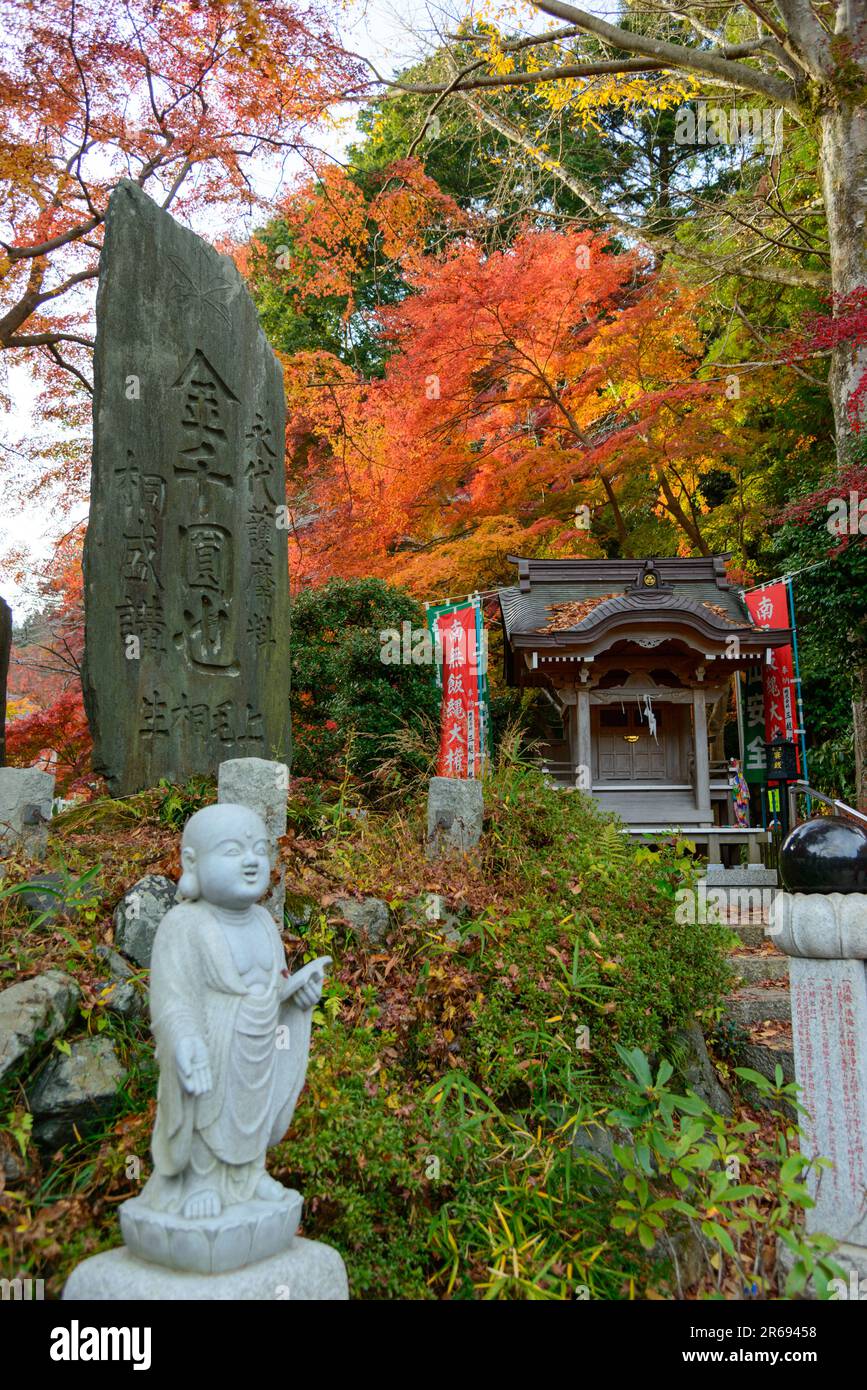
[139,901,311,1213]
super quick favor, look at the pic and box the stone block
[789,954,867,1246]
[732,952,789,984]
[726,986,791,1028]
[333,896,390,945]
[704,866,778,887]
[18,871,101,922]
[28,1035,126,1149]
[218,757,288,924]
[426,776,484,858]
[94,945,147,1021]
[0,766,55,858]
[62,1236,349,1301]
[81,181,290,794]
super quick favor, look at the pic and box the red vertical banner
[434,604,482,778]
[743,582,799,763]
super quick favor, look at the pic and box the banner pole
[786,574,811,817]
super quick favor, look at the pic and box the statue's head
[177,803,271,910]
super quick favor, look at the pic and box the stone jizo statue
[120,802,330,1273]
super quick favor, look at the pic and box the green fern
[595,821,629,869]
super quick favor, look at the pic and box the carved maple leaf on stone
[167,248,234,329]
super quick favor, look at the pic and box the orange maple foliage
[5,686,91,793]
[281,222,751,593]
[0,0,362,504]
[279,163,371,306]
[268,157,470,319]
[5,525,90,790]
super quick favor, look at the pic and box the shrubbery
[271,757,747,1296]
[289,577,440,789]
[3,755,819,1301]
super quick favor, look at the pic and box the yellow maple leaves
[466,11,700,127]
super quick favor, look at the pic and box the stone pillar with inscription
[770,818,867,1290]
[83,181,290,794]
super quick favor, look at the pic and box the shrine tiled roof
[541,594,623,630]
[498,555,780,649]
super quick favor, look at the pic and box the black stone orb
[779,816,867,894]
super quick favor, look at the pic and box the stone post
[769,888,867,1286]
[218,757,288,925]
[426,776,484,859]
[82,182,290,795]
[0,766,55,860]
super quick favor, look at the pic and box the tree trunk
[854,663,867,815]
[820,89,867,810]
[819,99,867,456]
[597,470,628,548]
[655,467,711,554]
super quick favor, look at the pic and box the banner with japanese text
[428,600,489,779]
[742,582,800,773]
[741,665,767,785]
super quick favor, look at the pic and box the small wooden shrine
[498,555,791,830]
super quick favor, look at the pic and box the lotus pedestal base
[62,1235,348,1301]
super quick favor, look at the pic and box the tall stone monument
[83,181,290,794]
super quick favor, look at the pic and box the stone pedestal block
[789,954,867,1246]
[120,1190,302,1274]
[426,776,484,858]
[62,1236,349,1301]
[218,757,288,923]
[0,766,55,858]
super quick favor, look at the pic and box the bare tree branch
[391,57,668,96]
[463,94,826,289]
[7,332,94,348]
[45,343,93,393]
[528,0,801,107]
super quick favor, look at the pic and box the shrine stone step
[730,951,789,985]
[725,985,791,1028]
[737,1028,796,1110]
[714,866,794,1110]
[698,867,778,924]
[704,866,778,887]
[727,922,768,948]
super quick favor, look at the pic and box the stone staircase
[701,865,796,1095]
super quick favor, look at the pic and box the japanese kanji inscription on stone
[83,182,290,793]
